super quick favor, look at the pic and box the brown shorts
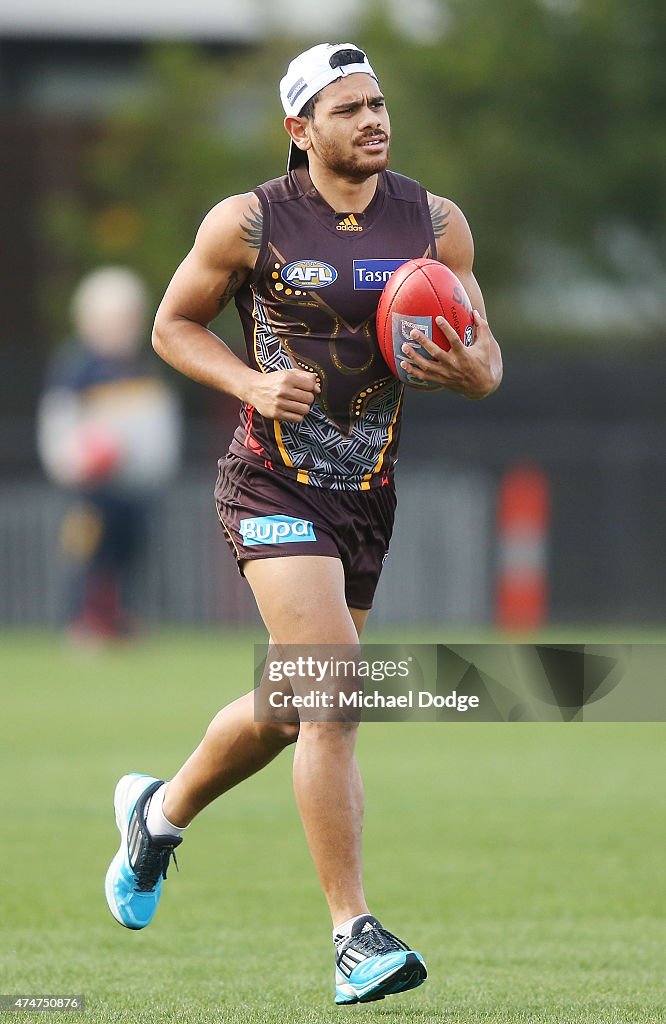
[214,454,396,610]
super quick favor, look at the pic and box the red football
[376,258,474,390]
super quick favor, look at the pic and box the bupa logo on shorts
[239,515,317,546]
[353,258,409,290]
[281,260,338,289]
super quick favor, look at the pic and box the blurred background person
[36,266,182,642]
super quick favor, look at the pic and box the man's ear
[284,116,311,155]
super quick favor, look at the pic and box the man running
[105,41,502,1005]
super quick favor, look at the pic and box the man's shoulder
[193,191,262,258]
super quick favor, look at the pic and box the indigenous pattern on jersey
[229,166,436,490]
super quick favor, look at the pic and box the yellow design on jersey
[273,419,294,468]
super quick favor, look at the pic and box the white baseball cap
[280,43,379,171]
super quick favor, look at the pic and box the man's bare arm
[152,194,319,422]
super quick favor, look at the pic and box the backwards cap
[279,43,378,172]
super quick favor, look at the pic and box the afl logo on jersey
[281,260,338,289]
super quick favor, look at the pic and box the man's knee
[297,719,360,742]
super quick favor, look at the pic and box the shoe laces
[337,922,409,964]
[134,841,179,893]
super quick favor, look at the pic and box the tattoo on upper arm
[240,202,263,250]
[218,270,243,311]
[428,196,450,240]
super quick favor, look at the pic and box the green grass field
[2,630,664,1023]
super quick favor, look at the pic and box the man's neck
[306,164,379,214]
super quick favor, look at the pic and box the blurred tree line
[41,0,665,350]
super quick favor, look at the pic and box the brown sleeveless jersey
[229,166,436,490]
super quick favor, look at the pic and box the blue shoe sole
[335,951,427,1004]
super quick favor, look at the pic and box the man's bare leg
[243,563,427,1006]
[243,556,370,928]
[162,692,299,827]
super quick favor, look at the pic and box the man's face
[304,73,391,181]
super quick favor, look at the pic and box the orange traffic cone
[496,464,550,630]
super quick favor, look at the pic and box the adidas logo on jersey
[336,214,364,232]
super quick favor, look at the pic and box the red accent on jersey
[243,404,265,455]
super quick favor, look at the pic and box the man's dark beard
[310,129,390,182]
